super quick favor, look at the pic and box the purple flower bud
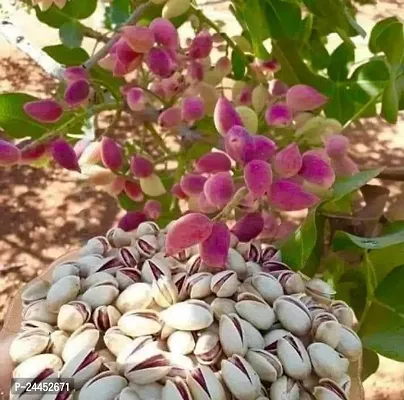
[200,221,230,268]
[273,143,302,178]
[24,99,63,123]
[231,212,264,242]
[130,155,153,178]
[124,180,144,202]
[224,126,255,164]
[189,30,213,59]
[259,58,280,72]
[215,56,232,76]
[165,213,213,256]
[63,66,89,82]
[19,141,47,164]
[195,151,232,174]
[331,156,359,178]
[150,18,179,49]
[51,138,80,172]
[121,25,155,53]
[171,182,188,199]
[214,96,244,136]
[147,47,177,78]
[187,61,204,82]
[265,103,293,127]
[269,79,288,96]
[244,160,272,198]
[325,134,349,159]
[252,135,277,161]
[204,172,235,208]
[269,179,320,211]
[143,199,162,220]
[158,107,182,129]
[101,137,122,170]
[118,211,147,232]
[181,96,205,122]
[180,173,207,196]
[64,79,90,107]
[106,176,125,197]
[299,153,335,189]
[238,87,253,106]
[115,39,142,71]
[197,191,217,214]
[0,139,20,166]
[126,87,146,111]
[286,84,328,111]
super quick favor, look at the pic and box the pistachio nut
[152,276,178,308]
[49,330,69,357]
[263,329,290,353]
[136,221,160,237]
[41,387,75,400]
[160,323,177,341]
[129,382,163,400]
[78,371,127,400]
[261,245,279,263]
[330,301,354,328]
[106,227,133,248]
[235,241,251,260]
[135,234,159,258]
[312,312,341,349]
[21,320,55,333]
[261,260,290,277]
[117,336,159,369]
[194,330,222,365]
[46,275,81,312]
[9,328,51,364]
[81,236,109,257]
[241,319,265,349]
[186,254,205,275]
[116,268,142,290]
[52,263,80,283]
[184,272,213,299]
[221,355,261,400]
[115,282,153,314]
[93,305,121,332]
[82,283,120,308]
[57,301,91,332]
[83,272,119,291]
[236,278,264,298]
[62,323,100,362]
[162,378,192,400]
[248,242,262,263]
[273,295,312,336]
[161,299,213,331]
[226,248,247,280]
[251,272,284,304]
[337,374,351,395]
[172,272,188,301]
[118,310,162,337]
[167,331,196,355]
[211,298,237,320]
[118,246,140,268]
[22,300,58,325]
[277,271,305,294]
[164,352,195,380]
[124,348,171,384]
[235,292,275,331]
[98,348,116,364]
[187,365,227,400]
[21,279,51,306]
[246,261,262,278]
[210,271,239,298]
[270,376,300,400]
[335,325,362,361]
[13,371,60,400]
[300,295,328,318]
[115,387,142,400]
[60,348,102,389]
[245,349,283,383]
[74,254,103,277]
[305,278,336,304]
[13,353,63,379]
[88,256,123,276]
[104,327,133,357]
[313,378,348,400]
[308,342,349,381]
[141,254,172,283]
[277,334,311,380]
[219,313,248,357]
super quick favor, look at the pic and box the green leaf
[381,79,399,123]
[59,21,83,49]
[369,244,404,283]
[374,265,404,313]
[279,208,317,270]
[118,193,141,211]
[333,228,404,252]
[305,30,330,70]
[361,348,380,381]
[108,0,131,27]
[324,84,356,124]
[369,17,399,53]
[329,168,384,202]
[231,48,246,80]
[328,43,355,81]
[35,0,97,28]
[43,45,89,65]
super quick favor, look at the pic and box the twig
[83,1,151,70]
[145,123,175,156]
[213,187,249,221]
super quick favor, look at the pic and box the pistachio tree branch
[213,187,249,221]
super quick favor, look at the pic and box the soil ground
[1,1,404,398]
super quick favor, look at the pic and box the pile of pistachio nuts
[10,221,363,400]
